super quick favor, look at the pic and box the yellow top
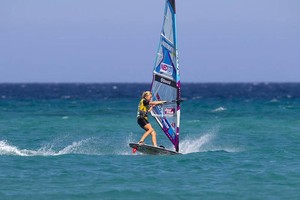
[137,98,150,120]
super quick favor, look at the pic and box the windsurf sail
[150,0,181,152]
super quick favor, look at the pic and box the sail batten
[150,0,180,152]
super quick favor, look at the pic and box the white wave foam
[212,107,227,112]
[0,139,93,157]
[38,139,92,156]
[270,98,279,103]
[0,140,29,156]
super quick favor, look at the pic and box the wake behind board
[129,143,181,155]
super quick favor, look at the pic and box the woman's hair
[142,91,152,98]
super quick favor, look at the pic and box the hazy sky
[1,0,299,83]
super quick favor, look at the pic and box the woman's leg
[139,123,157,147]
[150,130,157,147]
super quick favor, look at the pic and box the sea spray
[0,138,99,156]
[180,133,215,154]
[0,140,29,156]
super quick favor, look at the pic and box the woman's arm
[149,100,166,106]
[147,101,166,112]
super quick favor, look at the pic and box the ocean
[0,83,299,200]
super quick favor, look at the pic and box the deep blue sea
[0,83,299,200]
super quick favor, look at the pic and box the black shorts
[137,117,149,130]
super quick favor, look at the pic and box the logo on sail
[160,63,173,76]
[160,78,171,85]
[164,108,175,115]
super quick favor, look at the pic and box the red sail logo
[164,108,175,115]
[160,63,173,75]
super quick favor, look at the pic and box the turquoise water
[0,83,299,199]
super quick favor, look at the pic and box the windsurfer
[137,91,166,147]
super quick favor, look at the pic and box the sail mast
[150,0,180,152]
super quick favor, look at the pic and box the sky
[0,0,299,83]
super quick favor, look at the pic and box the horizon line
[0,81,299,84]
